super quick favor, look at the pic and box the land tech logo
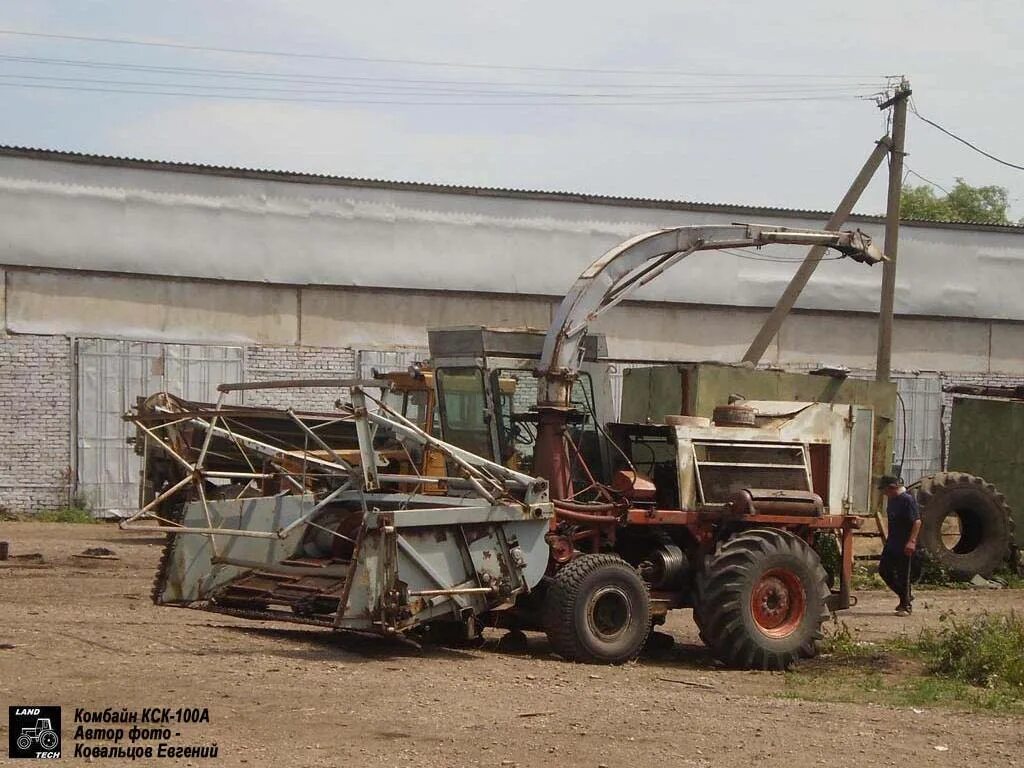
[9,707,61,759]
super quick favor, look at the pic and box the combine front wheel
[696,529,829,670]
[543,554,651,664]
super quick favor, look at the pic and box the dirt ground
[1,522,1022,768]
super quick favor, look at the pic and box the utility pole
[875,79,912,382]
[742,135,892,366]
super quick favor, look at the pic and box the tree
[900,178,1012,225]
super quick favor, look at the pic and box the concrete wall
[5,266,1024,375]
[7,270,298,344]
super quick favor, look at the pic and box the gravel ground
[1,521,1022,768]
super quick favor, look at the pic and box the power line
[904,166,951,195]
[0,53,886,93]
[0,28,883,79]
[911,101,1024,172]
[0,74,872,101]
[0,80,871,107]
[0,73,875,101]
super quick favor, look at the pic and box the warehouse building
[1,145,1022,516]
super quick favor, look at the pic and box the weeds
[33,507,98,524]
[914,552,968,588]
[851,561,886,590]
[915,611,1024,689]
[813,532,841,589]
[820,619,872,657]
[788,610,1024,714]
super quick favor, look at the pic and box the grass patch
[33,507,98,524]
[783,662,1024,714]
[916,611,1024,689]
[819,618,873,657]
[783,614,1024,714]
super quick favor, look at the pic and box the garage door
[76,339,243,516]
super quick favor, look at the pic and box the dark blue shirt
[884,491,920,554]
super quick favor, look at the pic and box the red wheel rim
[750,568,806,638]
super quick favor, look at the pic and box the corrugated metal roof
[1,144,1021,233]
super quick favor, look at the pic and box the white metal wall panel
[2,154,1023,322]
[76,339,243,515]
[892,374,943,485]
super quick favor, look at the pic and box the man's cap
[876,475,901,489]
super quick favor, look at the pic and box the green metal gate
[948,396,1024,547]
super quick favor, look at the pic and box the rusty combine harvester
[127,383,554,635]
[126,223,888,669]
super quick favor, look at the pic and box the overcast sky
[1,1,1021,216]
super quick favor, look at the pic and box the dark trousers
[878,549,913,607]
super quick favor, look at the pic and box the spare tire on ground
[910,472,1014,579]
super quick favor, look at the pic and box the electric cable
[910,100,1024,172]
[903,166,951,196]
[0,29,885,79]
[0,80,872,106]
[0,53,886,92]
[0,71,878,100]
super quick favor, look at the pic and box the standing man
[877,475,921,615]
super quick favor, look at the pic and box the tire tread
[696,528,829,670]
[543,553,650,664]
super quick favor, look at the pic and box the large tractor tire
[695,528,830,670]
[543,554,651,664]
[911,472,1014,578]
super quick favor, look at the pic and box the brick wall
[1,332,1021,517]
[0,334,71,514]
[244,345,357,412]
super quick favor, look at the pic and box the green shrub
[812,532,841,588]
[916,551,960,587]
[915,611,1024,690]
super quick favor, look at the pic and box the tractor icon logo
[8,707,61,759]
[17,719,59,751]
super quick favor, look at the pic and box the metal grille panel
[76,338,243,515]
[893,374,943,485]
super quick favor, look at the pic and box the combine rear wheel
[911,472,1013,578]
[696,529,829,670]
[543,554,650,664]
